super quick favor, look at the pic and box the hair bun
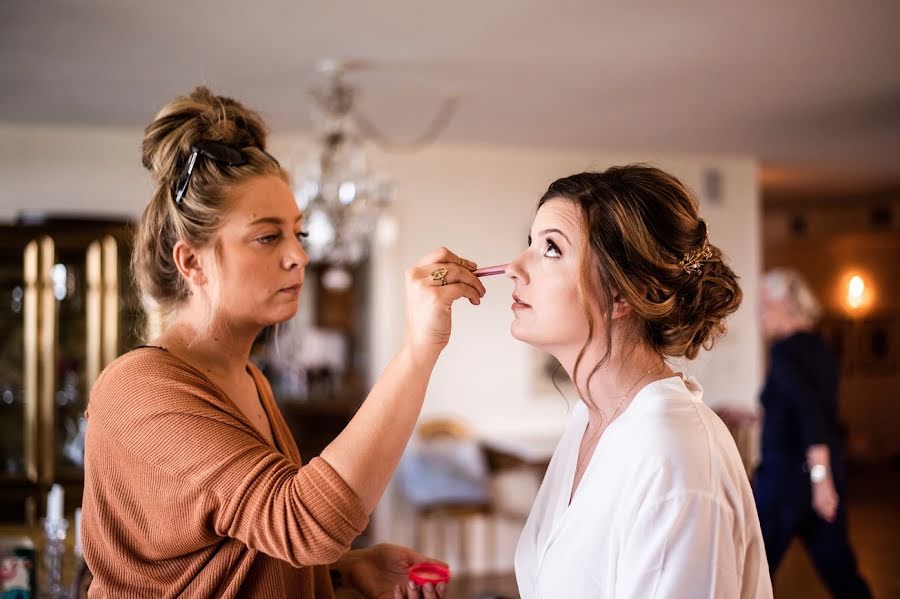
[141,86,269,186]
[663,246,743,359]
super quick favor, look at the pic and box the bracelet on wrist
[810,463,828,484]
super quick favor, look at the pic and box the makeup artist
[81,86,486,599]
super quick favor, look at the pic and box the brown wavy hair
[133,86,287,322]
[539,165,743,392]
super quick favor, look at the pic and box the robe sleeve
[616,491,742,599]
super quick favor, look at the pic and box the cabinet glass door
[0,235,31,481]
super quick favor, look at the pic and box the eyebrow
[249,215,303,226]
[537,228,571,244]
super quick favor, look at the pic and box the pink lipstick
[473,264,507,277]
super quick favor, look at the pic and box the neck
[553,336,671,426]
[156,301,260,380]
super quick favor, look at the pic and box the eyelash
[258,231,309,245]
[527,235,562,258]
[545,240,561,258]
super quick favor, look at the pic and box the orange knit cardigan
[82,347,368,598]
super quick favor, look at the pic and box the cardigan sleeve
[88,352,369,568]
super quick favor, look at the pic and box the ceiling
[2,0,899,200]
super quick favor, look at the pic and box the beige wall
[0,123,152,219]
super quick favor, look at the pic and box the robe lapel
[536,405,586,571]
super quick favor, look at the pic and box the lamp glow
[847,275,865,309]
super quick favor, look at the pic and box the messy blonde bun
[132,86,286,318]
[539,165,743,383]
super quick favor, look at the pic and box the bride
[507,165,772,598]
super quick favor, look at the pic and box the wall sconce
[841,272,877,316]
[846,275,865,310]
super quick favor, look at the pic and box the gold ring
[430,266,449,286]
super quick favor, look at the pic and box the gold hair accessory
[430,266,449,285]
[679,223,714,275]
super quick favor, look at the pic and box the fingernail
[424,582,435,592]
[437,582,448,593]
[408,580,417,590]
[468,260,477,268]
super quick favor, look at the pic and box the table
[479,433,559,477]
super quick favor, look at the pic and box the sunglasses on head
[173,141,280,205]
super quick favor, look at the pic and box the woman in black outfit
[754,268,873,598]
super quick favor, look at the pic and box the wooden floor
[447,464,900,599]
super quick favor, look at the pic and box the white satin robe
[514,376,773,598]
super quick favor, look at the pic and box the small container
[407,562,451,587]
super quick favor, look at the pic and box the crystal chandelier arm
[354,96,460,154]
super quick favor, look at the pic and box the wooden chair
[402,418,496,574]
[715,406,760,478]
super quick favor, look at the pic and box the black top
[759,331,842,464]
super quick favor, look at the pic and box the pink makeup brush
[473,264,508,277]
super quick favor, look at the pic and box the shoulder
[773,331,831,360]
[89,347,222,423]
[94,347,211,393]
[628,377,712,454]
[621,377,741,492]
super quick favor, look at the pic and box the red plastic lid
[407,562,451,586]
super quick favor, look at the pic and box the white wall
[0,124,152,220]
[0,122,762,571]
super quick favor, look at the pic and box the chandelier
[293,60,457,282]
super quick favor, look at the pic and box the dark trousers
[754,459,873,598]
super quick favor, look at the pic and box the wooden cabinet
[0,218,140,525]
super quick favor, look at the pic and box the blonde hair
[132,86,287,333]
[762,268,822,322]
[539,165,743,392]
